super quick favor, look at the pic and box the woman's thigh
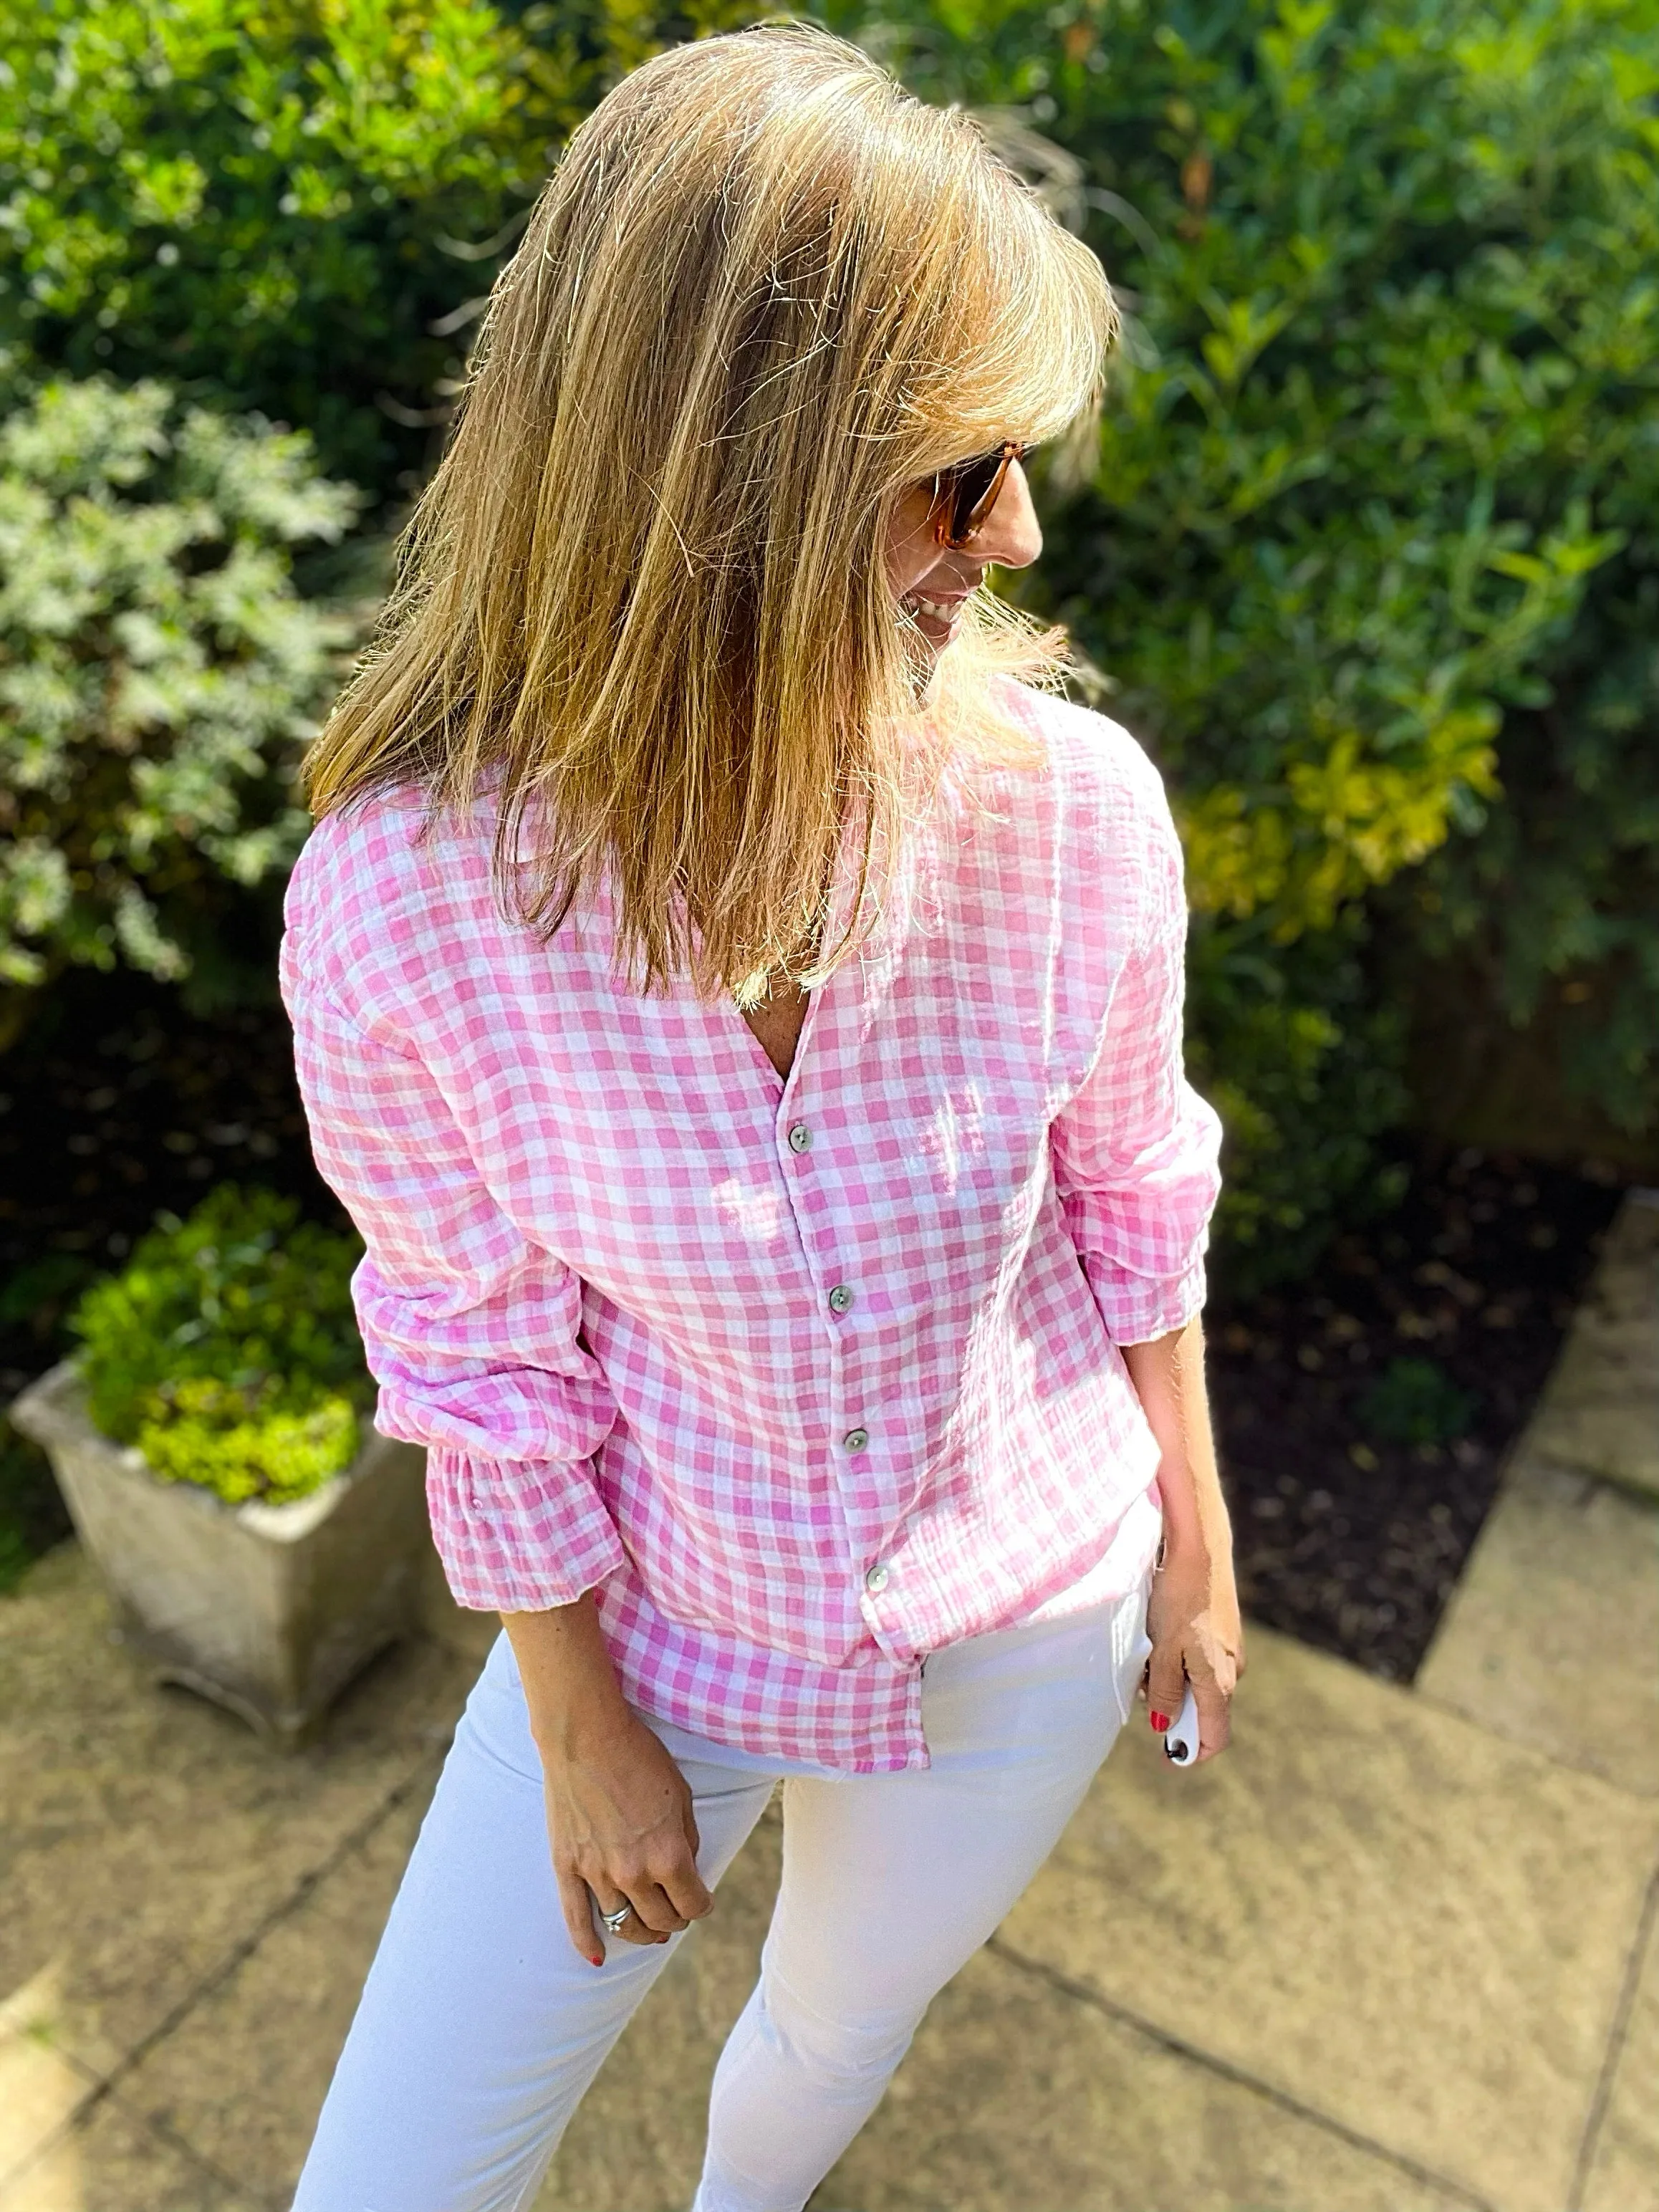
[766,1586,1150,2038]
[293,1635,777,2212]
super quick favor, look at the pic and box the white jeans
[292,1585,1153,2212]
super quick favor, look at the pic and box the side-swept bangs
[304,22,1118,1004]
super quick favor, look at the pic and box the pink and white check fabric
[280,683,1222,1771]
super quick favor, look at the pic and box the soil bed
[0,973,1630,1672]
[1206,1151,1624,1678]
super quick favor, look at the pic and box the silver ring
[599,1901,634,1935]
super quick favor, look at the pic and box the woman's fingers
[584,1833,711,1946]
[660,1845,714,1928]
[1144,1642,1188,1736]
[1145,1636,1237,1763]
[612,1837,713,1936]
[573,1873,677,1948]
[595,1885,673,1944]
[1191,1670,1233,1763]
[555,1862,606,1967]
[622,1879,691,1938]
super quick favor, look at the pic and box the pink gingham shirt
[280,682,1222,1771]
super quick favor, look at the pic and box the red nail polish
[1150,1711,1170,1732]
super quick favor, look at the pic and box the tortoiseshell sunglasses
[930,441,1029,549]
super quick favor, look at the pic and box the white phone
[1163,1683,1201,1769]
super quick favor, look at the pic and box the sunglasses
[929,441,1029,549]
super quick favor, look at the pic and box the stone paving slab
[114,1787,434,2208]
[1418,1453,1659,1796]
[537,1774,1496,2212]
[1526,1190,1659,1504]
[1579,1889,1659,2212]
[35,1683,1587,2212]
[0,1543,482,2200]
[6,1526,1658,2212]
[0,1964,97,2201]
[817,1942,1478,2212]
[999,1629,1659,2212]
[537,1893,1494,2212]
[0,2087,259,2212]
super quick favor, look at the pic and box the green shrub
[0,377,360,1025]
[69,1184,369,1506]
[9,0,1655,1284]
[0,0,753,1023]
[0,0,751,501]
[1357,1357,1480,1448]
[830,0,1659,1272]
[1183,918,1410,1281]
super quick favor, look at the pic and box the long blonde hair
[305,21,1117,1004]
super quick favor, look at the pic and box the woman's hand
[502,1597,713,1967]
[540,1704,713,1965]
[1120,1316,1245,1765]
[1143,1532,1244,1764]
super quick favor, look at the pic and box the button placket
[774,1056,880,1577]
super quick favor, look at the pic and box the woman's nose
[975,459,1042,572]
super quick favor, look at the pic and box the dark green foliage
[0,0,752,1020]
[0,0,551,499]
[0,0,754,503]
[1184,916,1410,1284]
[69,1183,370,1505]
[0,1251,95,1328]
[0,378,360,1027]
[829,0,1659,1273]
[1357,1355,1481,1448]
[4,0,1655,1285]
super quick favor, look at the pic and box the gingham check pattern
[280,683,1222,1772]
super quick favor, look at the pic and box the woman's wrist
[501,1594,634,1763]
[529,1678,636,1764]
[1159,1471,1231,1557]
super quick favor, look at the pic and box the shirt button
[827,1284,854,1314]
[787,1122,813,1153]
[864,1563,890,1594]
[842,1426,869,1453]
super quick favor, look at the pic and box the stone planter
[9,1360,430,1746]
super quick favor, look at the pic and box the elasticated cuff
[424,1446,628,1612]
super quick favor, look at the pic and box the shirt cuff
[424,1446,628,1612]
[1083,1251,1210,1347]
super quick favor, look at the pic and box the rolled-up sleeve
[1051,772,1223,1347]
[284,976,624,1612]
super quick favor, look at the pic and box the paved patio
[2,1195,1655,2212]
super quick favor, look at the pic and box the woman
[283,23,1240,2211]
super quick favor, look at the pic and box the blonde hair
[305,21,1117,1004]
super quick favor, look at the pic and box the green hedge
[0,377,359,1030]
[4,0,1654,1287]
[0,0,748,501]
[830,0,1659,1276]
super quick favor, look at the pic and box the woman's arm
[282,971,625,1610]
[281,963,703,1961]
[1121,1315,1244,1760]
[503,1600,713,1967]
